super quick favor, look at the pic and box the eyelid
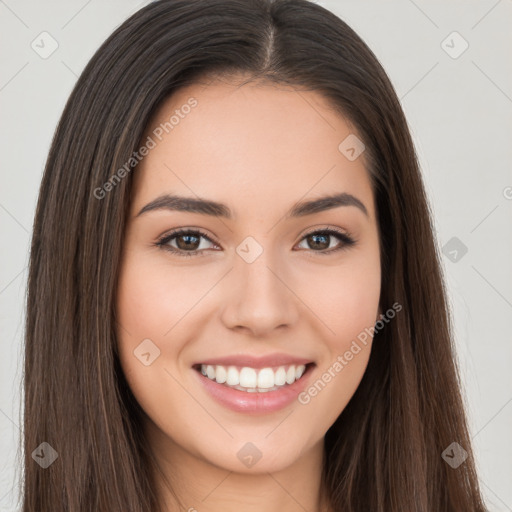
[300,224,353,239]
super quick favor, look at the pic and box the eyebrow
[135,192,368,219]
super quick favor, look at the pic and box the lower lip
[193,364,315,414]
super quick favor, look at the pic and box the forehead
[131,79,375,221]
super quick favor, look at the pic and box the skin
[116,76,381,512]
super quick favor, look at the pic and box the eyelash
[155,227,356,258]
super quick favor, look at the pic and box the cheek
[115,255,195,430]
[294,252,381,349]
[116,251,210,338]
[292,251,380,416]
[115,254,178,392]
[296,268,379,423]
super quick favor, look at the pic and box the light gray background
[1,0,511,510]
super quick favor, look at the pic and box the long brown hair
[21,0,488,510]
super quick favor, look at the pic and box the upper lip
[194,353,314,369]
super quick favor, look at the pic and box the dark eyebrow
[135,192,368,219]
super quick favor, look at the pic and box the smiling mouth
[193,363,315,393]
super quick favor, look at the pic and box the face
[116,77,381,475]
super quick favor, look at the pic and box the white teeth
[285,366,296,385]
[257,368,275,389]
[239,367,257,388]
[274,366,286,386]
[199,363,308,392]
[215,365,227,384]
[226,366,239,386]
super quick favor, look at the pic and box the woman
[22,0,488,510]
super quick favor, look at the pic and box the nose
[219,250,300,338]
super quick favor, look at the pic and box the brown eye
[175,233,201,251]
[305,233,330,250]
[156,229,217,257]
[296,228,356,254]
